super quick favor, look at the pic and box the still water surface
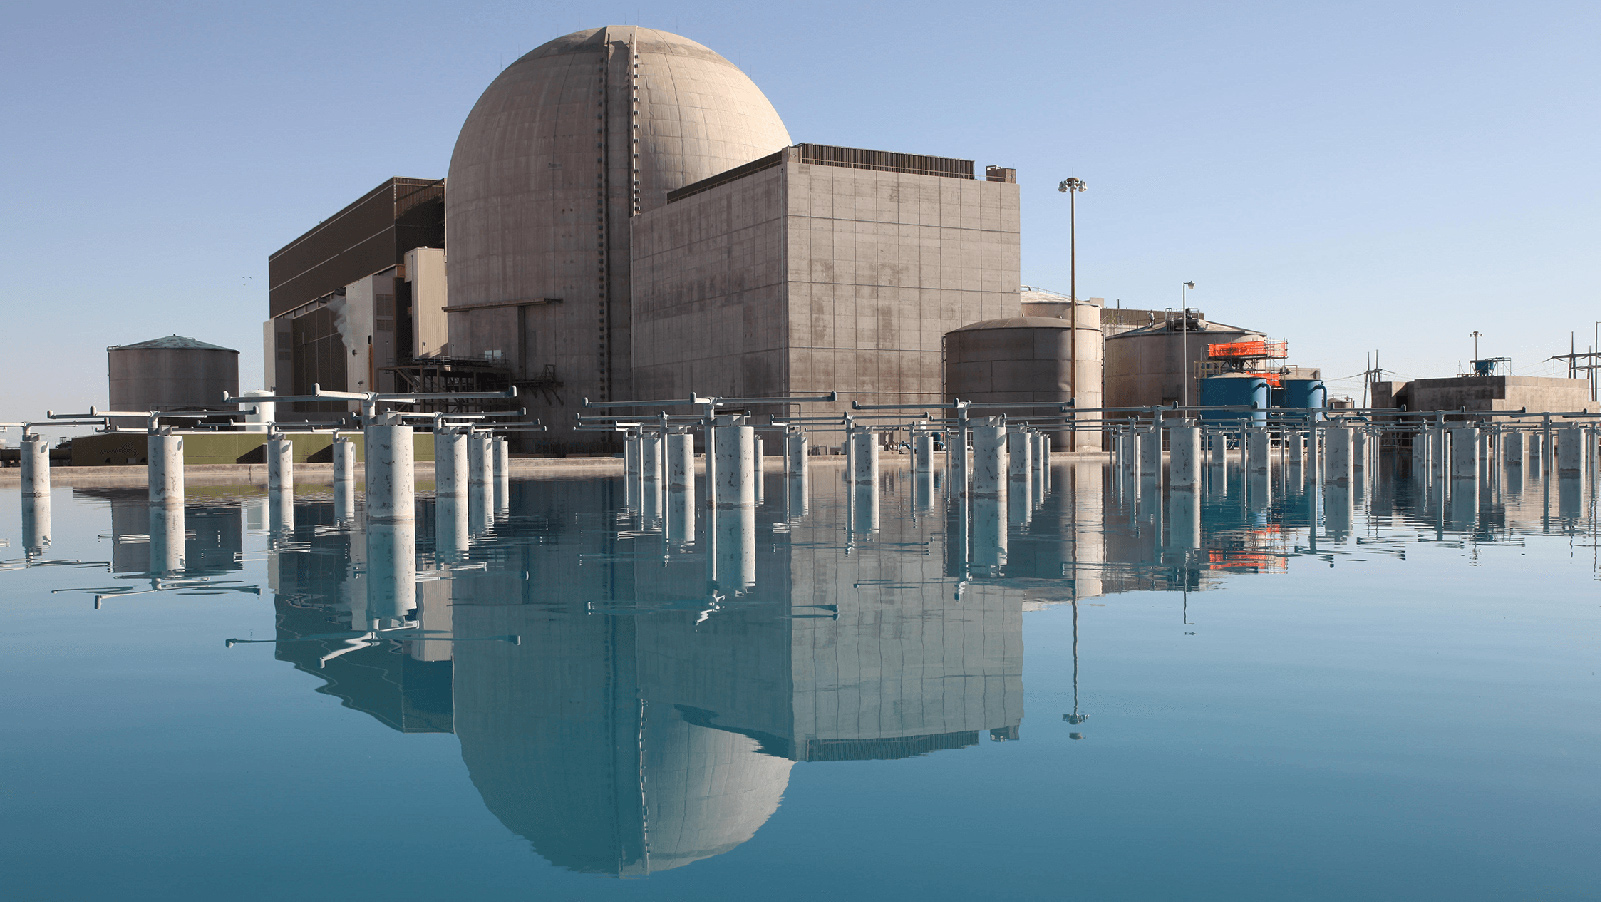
[2,460,1598,900]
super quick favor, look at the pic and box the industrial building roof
[109,335,237,352]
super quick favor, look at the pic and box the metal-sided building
[265,177,449,417]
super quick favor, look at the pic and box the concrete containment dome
[107,335,239,413]
[446,26,792,429]
[943,314,1103,450]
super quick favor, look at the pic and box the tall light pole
[1059,177,1087,450]
[1180,281,1195,412]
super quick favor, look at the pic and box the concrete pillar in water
[1306,426,1322,483]
[332,435,356,513]
[365,521,417,629]
[849,429,878,486]
[20,433,50,499]
[787,430,810,476]
[971,421,1007,499]
[1504,430,1524,466]
[1556,427,1584,477]
[493,436,509,481]
[640,432,662,483]
[1325,426,1354,486]
[713,421,755,508]
[21,493,51,559]
[1287,431,1304,469]
[1169,425,1200,488]
[1528,431,1544,478]
[149,503,185,575]
[1352,430,1366,470]
[948,424,970,497]
[365,423,415,522]
[1208,430,1226,466]
[1449,427,1479,480]
[147,433,184,507]
[667,432,695,494]
[1007,428,1032,483]
[1247,429,1271,474]
[913,431,934,472]
[267,435,294,493]
[433,430,465,497]
[1138,428,1162,478]
[468,432,493,487]
[753,435,765,505]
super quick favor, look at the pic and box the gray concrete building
[630,144,1021,425]
[1375,376,1597,414]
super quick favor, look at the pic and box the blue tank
[1200,375,1268,428]
[1282,379,1327,421]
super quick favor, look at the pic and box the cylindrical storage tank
[1282,379,1327,421]
[1103,317,1261,412]
[108,335,239,413]
[1199,375,1269,429]
[943,312,1102,451]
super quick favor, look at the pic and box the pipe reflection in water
[364,520,417,629]
[495,474,511,522]
[21,494,52,560]
[1167,488,1199,552]
[785,470,809,522]
[268,485,295,536]
[435,491,470,563]
[1558,476,1583,522]
[666,488,696,548]
[971,496,1006,574]
[148,503,186,575]
[849,481,879,536]
[1325,483,1354,539]
[469,480,494,536]
[712,505,756,592]
[1246,470,1272,527]
[912,468,934,515]
[1449,478,1479,530]
[1008,470,1033,529]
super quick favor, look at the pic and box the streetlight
[1180,281,1196,412]
[1059,177,1087,450]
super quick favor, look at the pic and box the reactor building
[266,26,1021,448]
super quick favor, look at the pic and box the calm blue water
[2,460,1598,900]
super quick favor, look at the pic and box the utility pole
[1058,177,1087,450]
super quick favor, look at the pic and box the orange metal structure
[1207,340,1288,360]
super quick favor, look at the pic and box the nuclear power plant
[266,26,1023,450]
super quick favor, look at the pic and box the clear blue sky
[4,0,1598,425]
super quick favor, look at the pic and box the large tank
[1200,374,1269,428]
[447,26,793,447]
[1282,378,1327,420]
[108,335,238,413]
[1103,315,1262,411]
[944,310,1103,450]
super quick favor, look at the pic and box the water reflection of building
[267,500,453,734]
[79,488,244,577]
[248,455,1594,878]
